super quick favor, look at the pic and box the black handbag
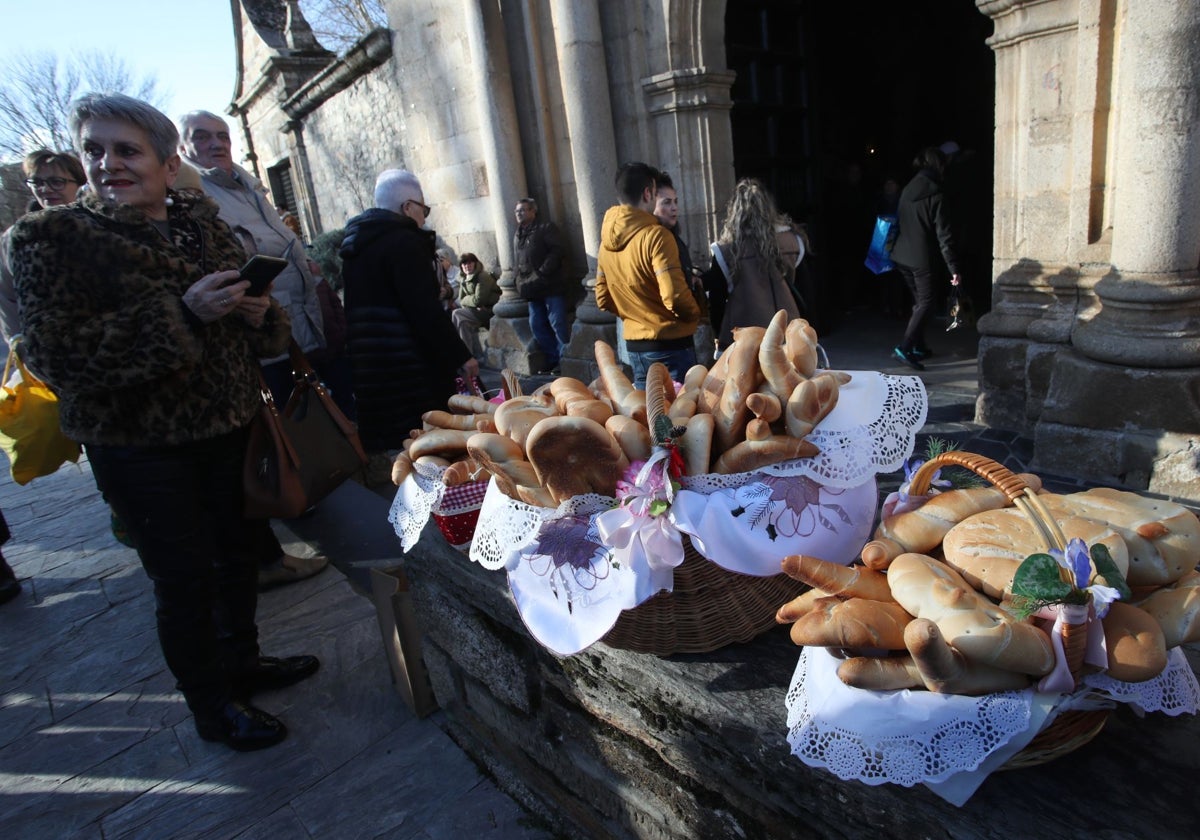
[244,340,368,518]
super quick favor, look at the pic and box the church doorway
[724,0,995,331]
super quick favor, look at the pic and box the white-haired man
[340,170,477,486]
[178,109,329,590]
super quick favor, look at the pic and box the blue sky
[2,0,241,150]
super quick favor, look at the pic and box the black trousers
[87,428,259,716]
[897,264,935,353]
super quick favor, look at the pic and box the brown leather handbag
[244,340,368,518]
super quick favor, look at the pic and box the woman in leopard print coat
[9,94,311,752]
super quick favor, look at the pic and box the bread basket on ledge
[907,451,1110,769]
[601,536,806,655]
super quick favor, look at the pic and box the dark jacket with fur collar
[8,189,292,447]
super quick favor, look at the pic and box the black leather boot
[234,655,321,697]
[194,701,288,751]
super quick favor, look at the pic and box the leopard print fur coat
[8,189,292,447]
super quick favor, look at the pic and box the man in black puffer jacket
[340,170,476,457]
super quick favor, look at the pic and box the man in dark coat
[513,197,570,374]
[889,146,962,370]
[340,170,477,457]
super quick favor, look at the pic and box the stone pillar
[642,66,739,367]
[548,0,620,382]
[281,119,322,238]
[461,0,540,374]
[1033,0,1200,496]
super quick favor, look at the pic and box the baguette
[595,341,636,407]
[775,586,833,624]
[904,619,1032,695]
[787,596,913,650]
[681,413,714,476]
[448,393,495,415]
[874,475,1044,555]
[423,409,489,432]
[860,537,906,570]
[836,655,924,691]
[887,553,1055,676]
[781,554,895,602]
[407,428,475,461]
[712,434,818,474]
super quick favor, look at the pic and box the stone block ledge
[404,525,1200,839]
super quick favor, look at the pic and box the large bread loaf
[887,553,1055,676]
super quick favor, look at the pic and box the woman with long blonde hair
[709,178,807,349]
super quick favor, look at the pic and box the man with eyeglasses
[339,169,478,490]
[1,150,85,345]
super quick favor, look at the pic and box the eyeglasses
[26,177,77,190]
[405,199,431,219]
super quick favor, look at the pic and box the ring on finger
[220,296,231,306]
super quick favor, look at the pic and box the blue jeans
[628,347,697,390]
[528,295,570,370]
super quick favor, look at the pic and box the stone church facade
[228,0,1199,496]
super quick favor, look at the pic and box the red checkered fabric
[432,479,488,550]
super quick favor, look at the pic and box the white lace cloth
[785,646,1200,806]
[389,458,450,552]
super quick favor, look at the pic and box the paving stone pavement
[0,456,555,839]
[1,309,1192,840]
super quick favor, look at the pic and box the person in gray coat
[178,110,328,591]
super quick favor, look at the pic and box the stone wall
[403,524,1200,839]
[0,164,29,231]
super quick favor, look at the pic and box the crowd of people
[0,89,970,752]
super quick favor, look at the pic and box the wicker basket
[601,535,807,655]
[907,451,1109,768]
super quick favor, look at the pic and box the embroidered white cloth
[460,372,927,656]
[785,646,1200,805]
[389,458,448,552]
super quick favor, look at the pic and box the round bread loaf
[1101,601,1168,682]
[1135,570,1200,648]
[526,415,630,503]
[941,508,1129,599]
[1042,489,1200,587]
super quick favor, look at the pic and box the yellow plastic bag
[0,343,81,485]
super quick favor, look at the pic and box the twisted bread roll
[746,391,782,424]
[784,373,840,439]
[494,394,560,447]
[466,433,542,502]
[785,317,819,377]
[760,309,803,402]
[836,655,924,691]
[887,553,1055,676]
[1134,570,1200,649]
[787,596,913,650]
[714,326,766,455]
[781,554,895,602]
[605,414,652,462]
[904,619,1032,695]
[1101,601,1169,682]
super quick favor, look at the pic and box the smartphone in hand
[238,255,289,296]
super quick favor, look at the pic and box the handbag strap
[256,370,302,468]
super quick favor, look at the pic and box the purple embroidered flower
[1052,537,1093,590]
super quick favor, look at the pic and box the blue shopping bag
[864,215,898,274]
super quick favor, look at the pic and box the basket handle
[908,451,1067,552]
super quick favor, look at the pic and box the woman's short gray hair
[374,169,423,213]
[69,93,179,163]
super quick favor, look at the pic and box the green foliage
[1091,543,1132,600]
[1011,552,1077,618]
[920,437,987,488]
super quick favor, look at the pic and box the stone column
[281,119,322,238]
[1032,0,1200,496]
[642,66,739,367]
[548,0,620,382]
[461,0,540,373]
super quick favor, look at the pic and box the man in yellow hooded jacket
[595,162,700,388]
